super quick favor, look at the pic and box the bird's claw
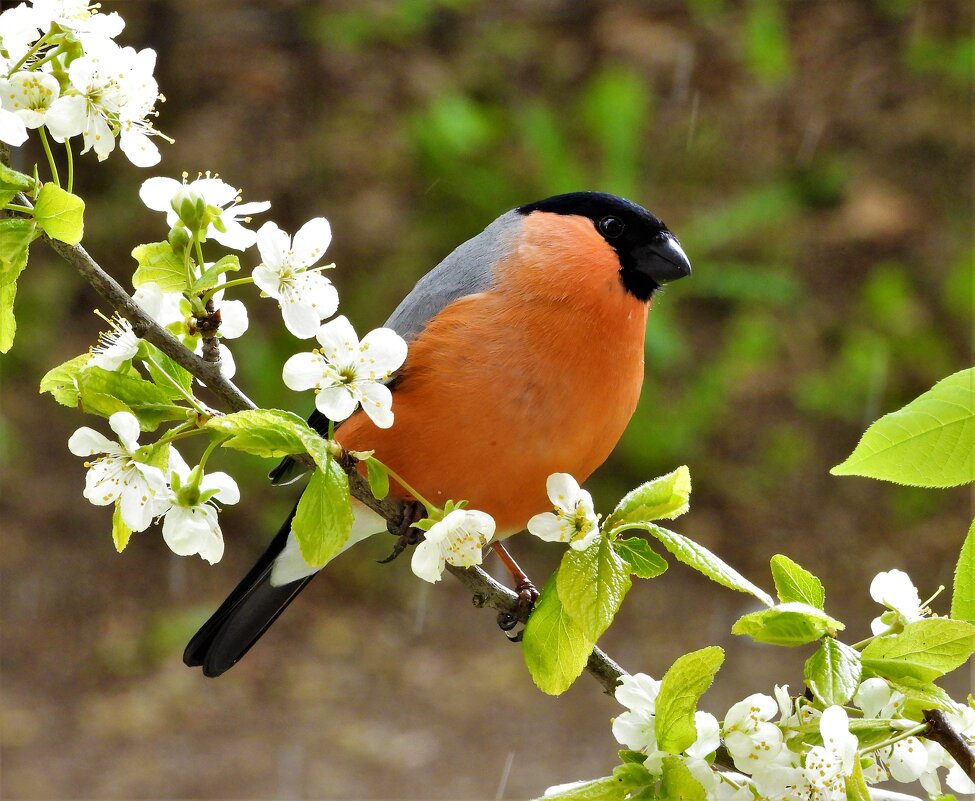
[495,579,538,641]
[515,578,539,615]
[378,500,426,564]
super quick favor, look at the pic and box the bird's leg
[377,499,427,564]
[491,541,539,634]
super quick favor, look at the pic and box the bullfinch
[184,191,691,677]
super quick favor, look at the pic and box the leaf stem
[201,275,253,303]
[38,126,60,187]
[858,722,928,756]
[4,203,34,214]
[370,457,438,515]
[6,32,53,76]
[65,137,74,193]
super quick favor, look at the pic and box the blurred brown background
[1,0,972,798]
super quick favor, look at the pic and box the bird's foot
[496,578,539,641]
[378,500,426,564]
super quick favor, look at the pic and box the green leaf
[189,254,240,293]
[557,535,632,642]
[641,524,774,606]
[365,457,389,500]
[0,218,35,284]
[131,241,187,292]
[39,353,91,406]
[0,281,17,354]
[860,618,975,681]
[804,637,862,706]
[614,537,668,579]
[770,554,825,609]
[291,461,354,567]
[655,646,724,754]
[951,519,975,623]
[881,675,955,718]
[142,346,194,400]
[77,366,186,431]
[34,183,85,245]
[112,502,133,553]
[0,162,34,207]
[206,409,317,459]
[604,466,691,531]
[732,603,844,646]
[523,572,594,696]
[831,367,975,487]
[660,755,707,801]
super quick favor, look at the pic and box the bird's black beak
[635,232,691,286]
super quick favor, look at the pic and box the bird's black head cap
[517,191,691,301]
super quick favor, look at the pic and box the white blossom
[45,41,124,159]
[139,175,270,250]
[87,313,139,371]
[527,473,600,551]
[722,693,784,772]
[253,218,339,338]
[67,411,166,532]
[282,315,407,428]
[133,282,187,329]
[410,509,494,583]
[612,672,662,763]
[0,69,60,129]
[155,449,239,565]
[802,706,857,800]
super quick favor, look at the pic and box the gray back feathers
[383,210,521,341]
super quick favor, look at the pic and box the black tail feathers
[184,505,317,677]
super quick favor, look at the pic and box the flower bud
[171,187,207,232]
[168,223,191,252]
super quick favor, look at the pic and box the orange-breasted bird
[184,192,691,676]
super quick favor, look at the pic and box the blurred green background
[1,0,972,798]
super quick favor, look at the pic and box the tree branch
[924,708,975,781]
[34,211,626,695]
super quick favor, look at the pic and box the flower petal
[411,539,445,583]
[282,351,327,391]
[291,217,332,268]
[139,176,181,211]
[358,381,393,429]
[255,221,290,270]
[201,471,240,505]
[315,384,358,422]
[218,299,248,339]
[360,327,408,376]
[281,300,323,339]
[68,426,115,456]
[315,315,359,364]
[546,472,581,510]
[108,411,141,452]
[527,512,565,542]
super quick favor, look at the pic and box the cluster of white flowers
[599,671,975,801]
[0,0,166,165]
[68,412,239,563]
[613,673,721,790]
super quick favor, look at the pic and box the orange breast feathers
[336,211,650,535]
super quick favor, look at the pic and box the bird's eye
[598,216,625,239]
